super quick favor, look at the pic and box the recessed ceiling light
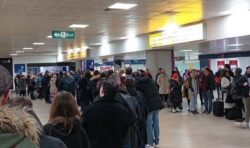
[23,47,34,50]
[47,35,52,38]
[33,42,45,45]
[69,24,89,28]
[180,49,192,52]
[10,53,18,56]
[108,3,138,10]
[16,51,24,53]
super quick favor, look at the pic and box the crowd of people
[1,63,250,148]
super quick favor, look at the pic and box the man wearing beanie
[0,65,12,105]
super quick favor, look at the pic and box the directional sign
[52,31,75,39]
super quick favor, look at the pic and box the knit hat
[0,65,12,96]
[235,68,242,75]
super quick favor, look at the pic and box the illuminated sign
[149,23,204,48]
[66,50,87,60]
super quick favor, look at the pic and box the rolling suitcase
[213,100,224,117]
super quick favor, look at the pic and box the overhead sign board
[52,31,75,39]
[67,50,87,60]
[149,23,204,48]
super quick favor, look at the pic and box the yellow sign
[149,23,204,48]
[66,50,87,60]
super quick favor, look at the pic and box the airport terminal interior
[1,0,250,148]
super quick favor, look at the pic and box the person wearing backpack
[237,66,250,129]
[136,72,164,148]
[59,72,76,96]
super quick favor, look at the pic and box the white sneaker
[171,108,176,113]
[145,144,154,148]
[243,122,249,129]
[155,144,160,148]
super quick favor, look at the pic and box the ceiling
[0,0,249,57]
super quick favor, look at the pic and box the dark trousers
[20,90,26,96]
[44,87,51,103]
[30,89,35,100]
[216,84,221,99]
[199,88,204,105]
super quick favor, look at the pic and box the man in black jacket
[82,79,130,148]
[136,74,164,148]
[237,66,250,129]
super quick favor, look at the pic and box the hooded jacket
[0,107,41,148]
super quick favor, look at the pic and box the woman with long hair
[50,74,58,101]
[169,72,183,113]
[43,91,90,148]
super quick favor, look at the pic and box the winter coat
[0,106,41,148]
[18,79,27,91]
[77,77,92,104]
[82,96,130,148]
[189,77,199,95]
[169,79,182,104]
[157,73,170,95]
[236,74,250,97]
[202,75,215,91]
[43,118,89,148]
[90,75,101,99]
[221,76,233,92]
[50,78,58,94]
[136,77,164,112]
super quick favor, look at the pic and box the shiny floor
[32,99,250,148]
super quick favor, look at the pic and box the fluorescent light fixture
[23,47,33,50]
[33,42,45,45]
[47,35,52,38]
[16,51,24,53]
[227,44,244,47]
[10,53,18,56]
[90,43,102,46]
[108,3,137,10]
[69,24,89,28]
[180,49,192,52]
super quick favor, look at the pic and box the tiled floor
[32,99,250,148]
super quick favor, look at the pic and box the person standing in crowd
[155,68,163,88]
[19,75,27,96]
[169,72,183,113]
[36,73,44,98]
[83,79,130,148]
[214,68,222,99]
[157,69,170,106]
[125,77,148,147]
[29,74,37,100]
[224,64,235,78]
[197,70,204,105]
[78,71,92,111]
[14,74,20,94]
[202,68,215,114]
[56,71,63,90]
[189,69,199,114]
[50,74,58,102]
[233,68,245,122]
[44,91,90,148]
[90,70,101,100]
[136,71,164,148]
[183,70,191,110]
[221,70,234,114]
[237,66,250,129]
[59,72,76,96]
[42,71,51,104]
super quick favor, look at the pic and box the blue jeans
[204,90,213,113]
[146,110,160,145]
[190,93,198,111]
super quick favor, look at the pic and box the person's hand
[244,82,248,86]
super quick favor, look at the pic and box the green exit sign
[52,31,75,39]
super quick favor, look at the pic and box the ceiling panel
[0,0,249,56]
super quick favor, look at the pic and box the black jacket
[169,79,182,103]
[136,77,164,112]
[236,74,250,97]
[82,96,130,148]
[43,119,90,148]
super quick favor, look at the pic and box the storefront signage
[217,60,225,69]
[229,60,238,69]
[149,23,204,48]
[66,50,87,60]
[52,31,75,39]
